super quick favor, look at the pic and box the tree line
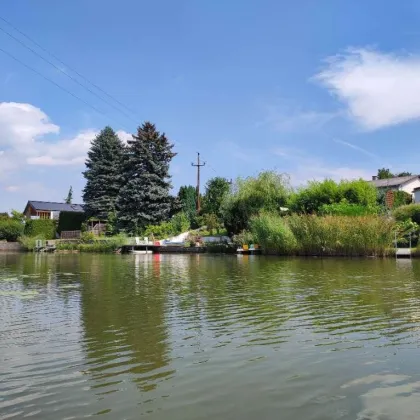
[83,123,231,235]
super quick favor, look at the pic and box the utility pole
[191,152,206,213]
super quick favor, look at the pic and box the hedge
[57,211,86,233]
[24,219,57,239]
[0,220,24,241]
[393,204,420,224]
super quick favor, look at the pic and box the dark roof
[26,201,84,212]
[369,175,420,188]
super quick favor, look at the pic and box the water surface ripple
[1,254,420,419]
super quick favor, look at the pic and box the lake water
[1,254,420,419]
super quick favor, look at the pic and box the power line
[0,46,131,131]
[0,15,140,120]
[0,23,139,125]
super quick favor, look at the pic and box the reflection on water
[2,254,420,419]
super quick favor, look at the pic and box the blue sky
[2,0,420,212]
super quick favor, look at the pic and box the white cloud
[0,102,132,177]
[116,130,132,143]
[4,185,19,192]
[315,48,420,130]
[27,130,97,166]
[0,102,59,154]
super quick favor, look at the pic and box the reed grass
[250,213,395,257]
[250,212,297,254]
[287,214,395,257]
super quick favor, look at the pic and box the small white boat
[130,250,153,255]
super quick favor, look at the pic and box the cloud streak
[333,138,382,161]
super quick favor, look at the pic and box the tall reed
[250,212,297,254]
[287,214,395,257]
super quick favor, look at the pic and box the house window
[36,211,50,219]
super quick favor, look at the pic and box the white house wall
[415,190,420,204]
[400,179,420,195]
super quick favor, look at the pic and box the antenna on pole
[191,152,206,213]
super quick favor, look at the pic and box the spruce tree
[117,122,176,233]
[82,126,125,218]
[64,186,73,204]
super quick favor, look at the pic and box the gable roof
[26,201,84,213]
[369,175,420,188]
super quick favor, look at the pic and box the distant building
[23,201,84,220]
[369,175,420,197]
[414,188,420,204]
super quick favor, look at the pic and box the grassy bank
[56,234,127,253]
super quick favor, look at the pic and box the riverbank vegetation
[221,171,420,257]
[2,118,419,258]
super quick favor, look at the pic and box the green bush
[250,212,297,254]
[171,212,190,234]
[24,219,56,239]
[319,202,380,216]
[55,241,79,251]
[81,231,96,243]
[19,235,46,251]
[393,204,420,224]
[393,191,413,208]
[222,170,291,234]
[144,221,175,239]
[202,213,219,234]
[289,179,378,214]
[395,220,419,247]
[57,211,86,233]
[55,233,128,253]
[0,219,24,241]
[232,230,255,246]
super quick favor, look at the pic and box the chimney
[372,176,378,181]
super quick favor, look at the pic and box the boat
[130,249,153,255]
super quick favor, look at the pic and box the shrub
[57,211,86,233]
[24,219,56,239]
[289,179,378,214]
[144,221,175,239]
[339,179,378,207]
[393,204,420,224]
[222,170,291,234]
[319,202,380,216]
[171,212,190,234]
[202,213,218,234]
[19,235,46,251]
[0,219,24,241]
[55,241,79,251]
[81,231,96,243]
[289,179,341,214]
[250,212,297,254]
[232,230,255,246]
[395,220,419,247]
[393,191,413,208]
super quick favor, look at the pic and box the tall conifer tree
[82,126,125,218]
[117,122,176,233]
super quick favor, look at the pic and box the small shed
[23,201,84,220]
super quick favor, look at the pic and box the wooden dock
[396,248,411,258]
